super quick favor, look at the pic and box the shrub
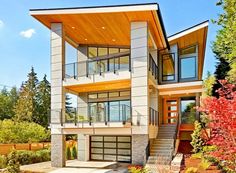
[66,146,71,160]
[6,149,50,166]
[128,165,150,173]
[0,120,50,144]
[185,167,198,173]
[199,158,211,170]
[72,146,77,159]
[190,121,204,153]
[0,155,7,169]
[4,150,20,173]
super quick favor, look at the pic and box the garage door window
[90,136,131,162]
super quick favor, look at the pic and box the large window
[181,97,196,124]
[88,100,131,122]
[179,45,197,80]
[88,90,131,122]
[87,47,130,75]
[162,53,175,81]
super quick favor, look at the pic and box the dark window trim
[161,53,175,82]
[179,56,197,81]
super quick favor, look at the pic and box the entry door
[163,98,179,124]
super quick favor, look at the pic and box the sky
[0,0,221,89]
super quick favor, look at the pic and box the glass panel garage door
[90,136,131,162]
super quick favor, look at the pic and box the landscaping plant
[191,121,205,153]
[198,80,236,171]
[128,165,150,173]
[4,150,20,173]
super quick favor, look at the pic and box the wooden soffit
[30,4,168,48]
[64,79,131,93]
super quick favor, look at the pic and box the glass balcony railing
[65,53,131,79]
[63,104,131,125]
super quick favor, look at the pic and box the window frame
[179,45,198,81]
[161,53,176,82]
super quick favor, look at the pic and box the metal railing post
[86,61,89,77]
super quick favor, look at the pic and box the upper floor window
[88,47,130,59]
[179,45,197,80]
[162,53,175,81]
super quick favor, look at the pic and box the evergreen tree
[14,67,39,122]
[212,0,236,83]
[203,71,216,97]
[37,75,51,128]
[0,87,11,120]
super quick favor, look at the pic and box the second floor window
[162,53,175,81]
[179,45,197,80]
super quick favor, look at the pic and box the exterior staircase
[146,124,178,172]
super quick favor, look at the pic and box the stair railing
[173,113,180,156]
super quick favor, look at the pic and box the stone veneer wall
[132,134,149,165]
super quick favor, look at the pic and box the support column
[50,23,66,167]
[196,93,201,121]
[77,134,89,161]
[130,22,149,164]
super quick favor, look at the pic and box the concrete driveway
[20,160,129,173]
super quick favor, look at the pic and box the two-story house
[30,3,208,167]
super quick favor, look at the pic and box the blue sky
[0,0,221,89]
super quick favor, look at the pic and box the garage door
[90,136,131,162]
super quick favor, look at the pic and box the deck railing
[149,107,158,126]
[65,53,131,79]
[149,54,158,81]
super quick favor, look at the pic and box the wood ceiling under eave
[32,11,167,48]
[168,26,208,79]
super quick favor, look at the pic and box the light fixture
[84,38,88,41]
[112,39,116,42]
[71,26,75,29]
[101,26,106,30]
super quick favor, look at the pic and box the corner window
[179,45,197,80]
[162,53,175,81]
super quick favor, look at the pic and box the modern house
[30,3,208,168]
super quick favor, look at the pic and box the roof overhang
[30,3,169,48]
[168,21,209,79]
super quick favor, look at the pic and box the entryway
[163,98,179,124]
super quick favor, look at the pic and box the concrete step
[151,145,173,149]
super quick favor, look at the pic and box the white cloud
[20,28,36,38]
[0,20,4,28]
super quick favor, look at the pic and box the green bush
[191,121,204,153]
[72,146,77,159]
[0,155,7,169]
[35,149,50,162]
[4,150,20,173]
[66,146,71,160]
[199,158,211,170]
[0,120,50,144]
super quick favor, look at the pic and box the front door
[163,98,179,124]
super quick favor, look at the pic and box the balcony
[65,53,131,79]
[50,104,132,128]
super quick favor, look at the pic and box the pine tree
[14,67,39,122]
[37,75,51,128]
[212,0,236,84]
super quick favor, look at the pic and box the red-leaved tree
[199,80,236,170]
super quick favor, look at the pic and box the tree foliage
[0,119,50,144]
[199,80,236,170]
[212,0,236,84]
[203,71,216,97]
[0,87,19,120]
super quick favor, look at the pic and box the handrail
[149,54,158,81]
[149,107,158,126]
[65,53,131,79]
